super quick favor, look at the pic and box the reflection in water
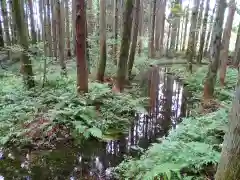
[0,68,190,180]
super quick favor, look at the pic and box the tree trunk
[204,6,216,56]
[114,0,134,92]
[127,0,140,80]
[113,0,118,64]
[154,0,161,55]
[186,0,200,73]
[64,0,71,57]
[12,0,34,89]
[215,79,240,179]
[195,0,204,50]
[28,0,37,44]
[149,0,157,58]
[96,0,107,82]
[1,0,10,46]
[76,0,88,93]
[233,23,240,68]
[72,0,76,56]
[46,0,53,57]
[51,0,58,59]
[56,0,66,74]
[182,5,189,51]
[197,0,210,63]
[159,0,167,56]
[87,0,94,35]
[219,0,236,86]
[203,0,226,100]
[137,0,143,56]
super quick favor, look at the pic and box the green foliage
[115,109,228,179]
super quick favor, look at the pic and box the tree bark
[96,0,107,82]
[112,0,118,64]
[186,0,200,73]
[197,0,210,63]
[65,0,71,57]
[219,0,236,86]
[56,0,66,74]
[115,0,134,92]
[1,0,10,45]
[127,0,140,80]
[76,0,88,93]
[51,0,58,59]
[203,0,226,100]
[233,23,240,68]
[149,0,157,58]
[182,5,189,51]
[72,0,76,56]
[215,78,240,179]
[46,0,53,57]
[28,0,37,44]
[12,0,34,89]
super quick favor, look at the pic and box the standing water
[0,67,191,180]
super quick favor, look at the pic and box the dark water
[0,68,191,180]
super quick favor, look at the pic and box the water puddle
[0,67,191,180]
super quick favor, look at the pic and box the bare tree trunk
[219,0,236,86]
[203,0,226,100]
[56,0,66,74]
[72,0,76,56]
[46,0,53,57]
[113,0,118,64]
[182,5,189,51]
[215,77,240,179]
[12,0,34,88]
[1,0,10,46]
[154,0,161,55]
[96,0,107,82]
[114,0,134,92]
[137,0,143,56]
[28,0,37,44]
[233,23,240,68]
[51,0,58,59]
[127,0,140,80]
[76,0,88,93]
[149,0,157,58]
[159,0,167,56]
[65,0,71,57]
[186,0,200,73]
[197,0,210,64]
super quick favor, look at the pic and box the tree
[28,0,37,44]
[186,0,200,73]
[12,0,34,88]
[219,0,236,86]
[96,0,107,82]
[114,0,134,92]
[76,0,88,93]
[197,0,210,64]
[112,0,118,64]
[51,0,58,59]
[127,0,140,80]
[65,0,71,57]
[56,0,66,74]
[203,0,226,100]
[181,5,189,51]
[233,23,240,68]
[1,0,10,45]
[148,0,157,58]
[215,74,240,179]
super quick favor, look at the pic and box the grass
[114,64,237,180]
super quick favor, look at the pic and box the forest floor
[115,64,237,180]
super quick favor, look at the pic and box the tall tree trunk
[186,0,200,73]
[9,0,17,44]
[12,0,34,89]
[195,0,204,50]
[197,0,210,63]
[159,0,167,56]
[219,0,236,86]
[46,0,53,57]
[72,0,76,56]
[51,0,58,59]
[204,5,216,56]
[76,0,88,93]
[203,0,226,100]
[112,0,118,64]
[96,0,107,82]
[215,74,240,179]
[65,0,71,57]
[56,0,66,74]
[28,0,37,44]
[182,5,189,51]
[154,0,161,55]
[87,0,94,35]
[1,0,10,46]
[127,0,140,80]
[149,0,157,58]
[137,0,143,56]
[233,23,240,68]
[0,18,4,48]
[114,0,134,92]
